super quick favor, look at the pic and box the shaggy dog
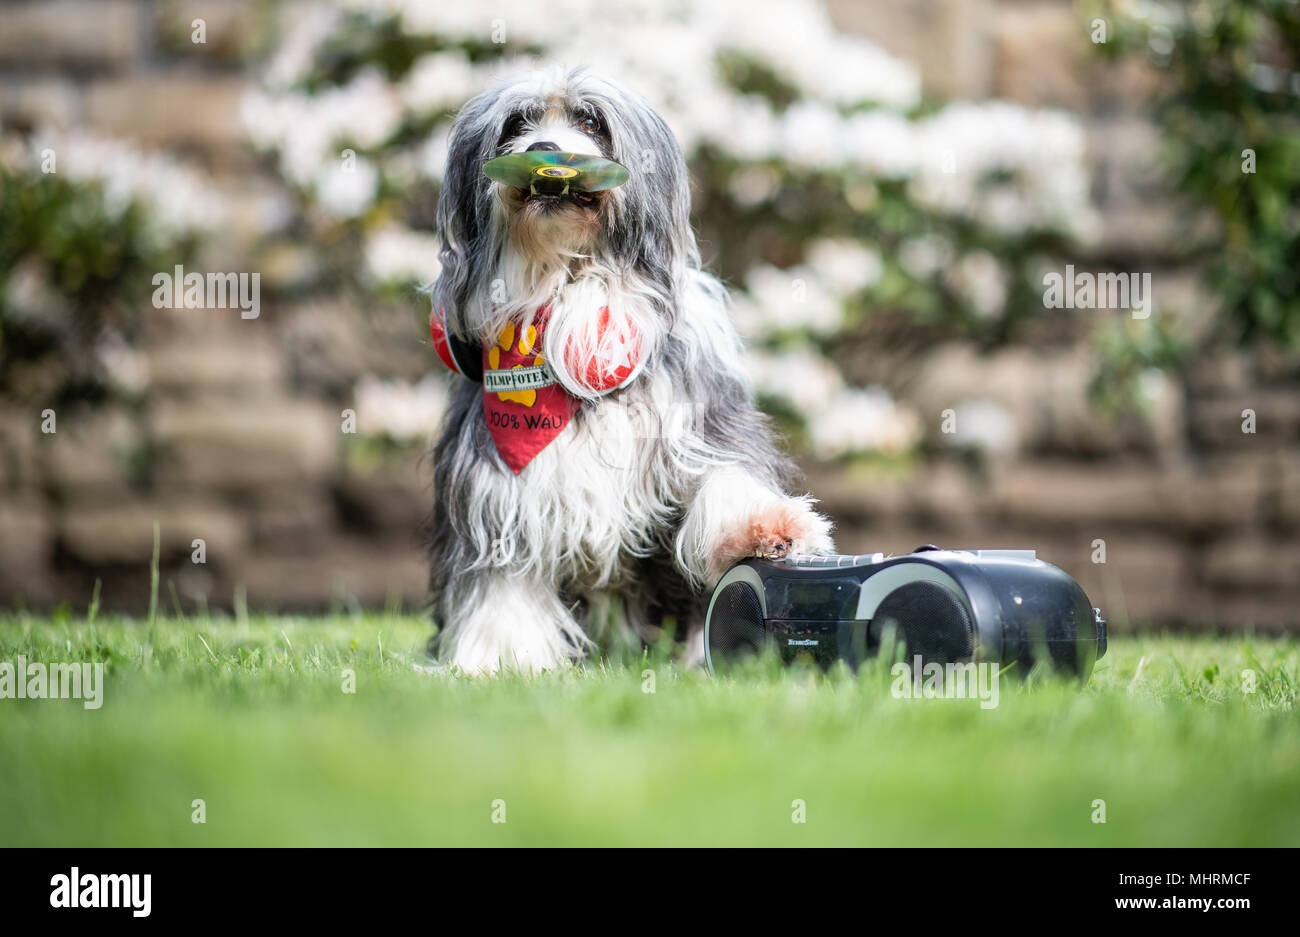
[426,67,833,674]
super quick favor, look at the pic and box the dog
[426,66,833,674]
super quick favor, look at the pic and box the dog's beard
[482,178,664,402]
[498,182,610,271]
[480,180,622,339]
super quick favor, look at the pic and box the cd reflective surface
[482,151,630,193]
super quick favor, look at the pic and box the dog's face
[491,88,616,255]
[435,68,698,331]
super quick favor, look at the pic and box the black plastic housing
[704,549,1106,680]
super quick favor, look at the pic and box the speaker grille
[869,581,974,663]
[708,582,765,659]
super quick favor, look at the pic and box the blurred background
[0,0,1296,633]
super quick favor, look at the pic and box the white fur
[676,468,835,585]
[440,574,590,675]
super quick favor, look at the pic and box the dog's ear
[604,96,697,322]
[433,89,498,339]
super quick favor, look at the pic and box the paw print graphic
[488,322,547,407]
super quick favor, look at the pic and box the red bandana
[430,306,642,474]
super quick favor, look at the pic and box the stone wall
[0,0,431,611]
[1,0,1297,631]
[818,0,1299,631]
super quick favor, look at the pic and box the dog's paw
[441,625,574,677]
[712,499,834,579]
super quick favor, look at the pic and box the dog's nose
[526,141,560,152]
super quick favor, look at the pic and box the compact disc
[482,151,630,193]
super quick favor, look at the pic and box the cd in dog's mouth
[484,152,628,212]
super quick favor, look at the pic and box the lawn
[1,611,1297,847]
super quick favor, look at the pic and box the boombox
[704,547,1107,680]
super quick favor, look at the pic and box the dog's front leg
[434,572,591,676]
[675,467,835,589]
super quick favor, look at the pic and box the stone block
[1279,454,1300,527]
[154,0,260,62]
[990,458,1264,531]
[0,1,142,68]
[1189,390,1300,449]
[0,77,82,129]
[39,407,141,497]
[232,538,428,610]
[826,0,996,100]
[58,500,247,566]
[151,397,339,491]
[145,331,285,396]
[1199,536,1300,593]
[993,2,1091,109]
[85,73,249,148]
[0,497,53,584]
[248,485,336,548]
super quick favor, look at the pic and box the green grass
[1,611,1297,846]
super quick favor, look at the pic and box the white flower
[401,51,478,114]
[813,40,919,109]
[263,4,341,90]
[96,332,149,395]
[898,235,953,279]
[23,128,225,245]
[729,292,768,342]
[908,102,1096,237]
[1138,367,1171,407]
[418,124,453,183]
[746,345,845,416]
[314,157,380,219]
[780,101,846,169]
[365,224,442,285]
[275,99,335,185]
[244,68,402,191]
[845,110,919,177]
[718,0,919,109]
[240,89,287,151]
[323,68,403,149]
[727,165,781,207]
[805,239,883,296]
[947,397,1019,458]
[808,387,921,459]
[745,264,843,337]
[946,251,1007,320]
[4,257,61,319]
[696,94,779,162]
[353,373,450,441]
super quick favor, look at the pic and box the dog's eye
[580,116,601,134]
[506,116,527,136]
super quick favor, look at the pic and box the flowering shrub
[244,0,1096,457]
[0,130,223,406]
[352,372,450,442]
[1090,0,1300,350]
